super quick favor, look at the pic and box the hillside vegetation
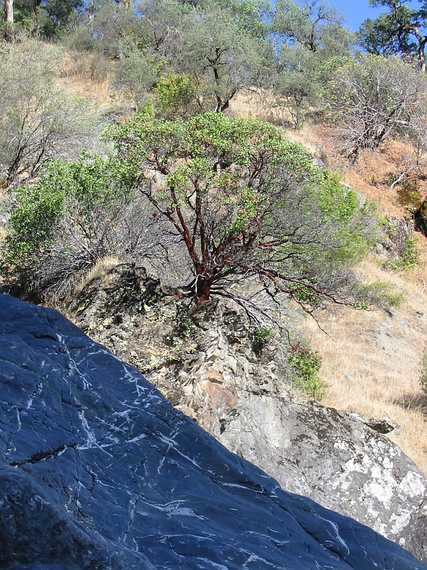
[0,0,426,474]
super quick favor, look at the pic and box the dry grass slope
[7,64,425,475]
[231,90,427,475]
[305,257,427,474]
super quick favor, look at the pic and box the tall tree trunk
[4,0,13,24]
[4,0,14,40]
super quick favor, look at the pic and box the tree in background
[271,0,353,128]
[3,0,14,39]
[6,0,83,36]
[43,0,83,33]
[132,0,272,113]
[105,111,374,317]
[0,41,94,187]
[326,55,427,162]
[3,0,13,23]
[272,0,353,53]
[67,0,141,57]
[359,0,427,71]
[274,46,320,128]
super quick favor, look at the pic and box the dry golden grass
[230,88,294,126]
[232,90,427,218]
[59,51,119,107]
[233,89,427,474]
[304,257,427,475]
[74,256,122,295]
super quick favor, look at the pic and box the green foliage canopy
[359,0,427,70]
[105,111,376,311]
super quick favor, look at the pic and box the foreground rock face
[69,264,427,562]
[0,294,426,569]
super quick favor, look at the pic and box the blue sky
[305,1,421,31]
[327,1,385,30]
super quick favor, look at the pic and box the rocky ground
[65,262,427,561]
[3,293,427,569]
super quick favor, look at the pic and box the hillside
[53,68,427,476]
[1,0,427,564]
[231,91,427,474]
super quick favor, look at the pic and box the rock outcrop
[415,199,427,237]
[0,292,426,569]
[68,263,427,562]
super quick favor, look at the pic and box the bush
[251,327,274,355]
[106,110,377,319]
[115,48,160,108]
[355,281,404,310]
[11,0,83,38]
[326,55,427,162]
[385,236,419,272]
[2,154,142,298]
[0,40,94,188]
[127,0,273,113]
[289,342,324,400]
[4,181,65,270]
[64,1,140,57]
[274,47,320,129]
[154,73,198,117]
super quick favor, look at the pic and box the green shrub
[116,49,160,108]
[289,343,324,400]
[355,281,404,311]
[251,327,274,355]
[154,74,197,117]
[386,237,418,272]
[2,154,138,297]
[4,183,66,268]
[107,111,377,314]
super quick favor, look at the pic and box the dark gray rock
[67,264,427,563]
[0,293,426,569]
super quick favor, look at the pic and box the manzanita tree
[107,111,375,318]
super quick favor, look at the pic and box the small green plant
[289,343,324,400]
[154,73,196,117]
[386,236,418,272]
[251,327,274,355]
[3,154,135,270]
[355,280,404,311]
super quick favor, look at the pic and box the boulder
[68,264,427,562]
[0,293,426,569]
